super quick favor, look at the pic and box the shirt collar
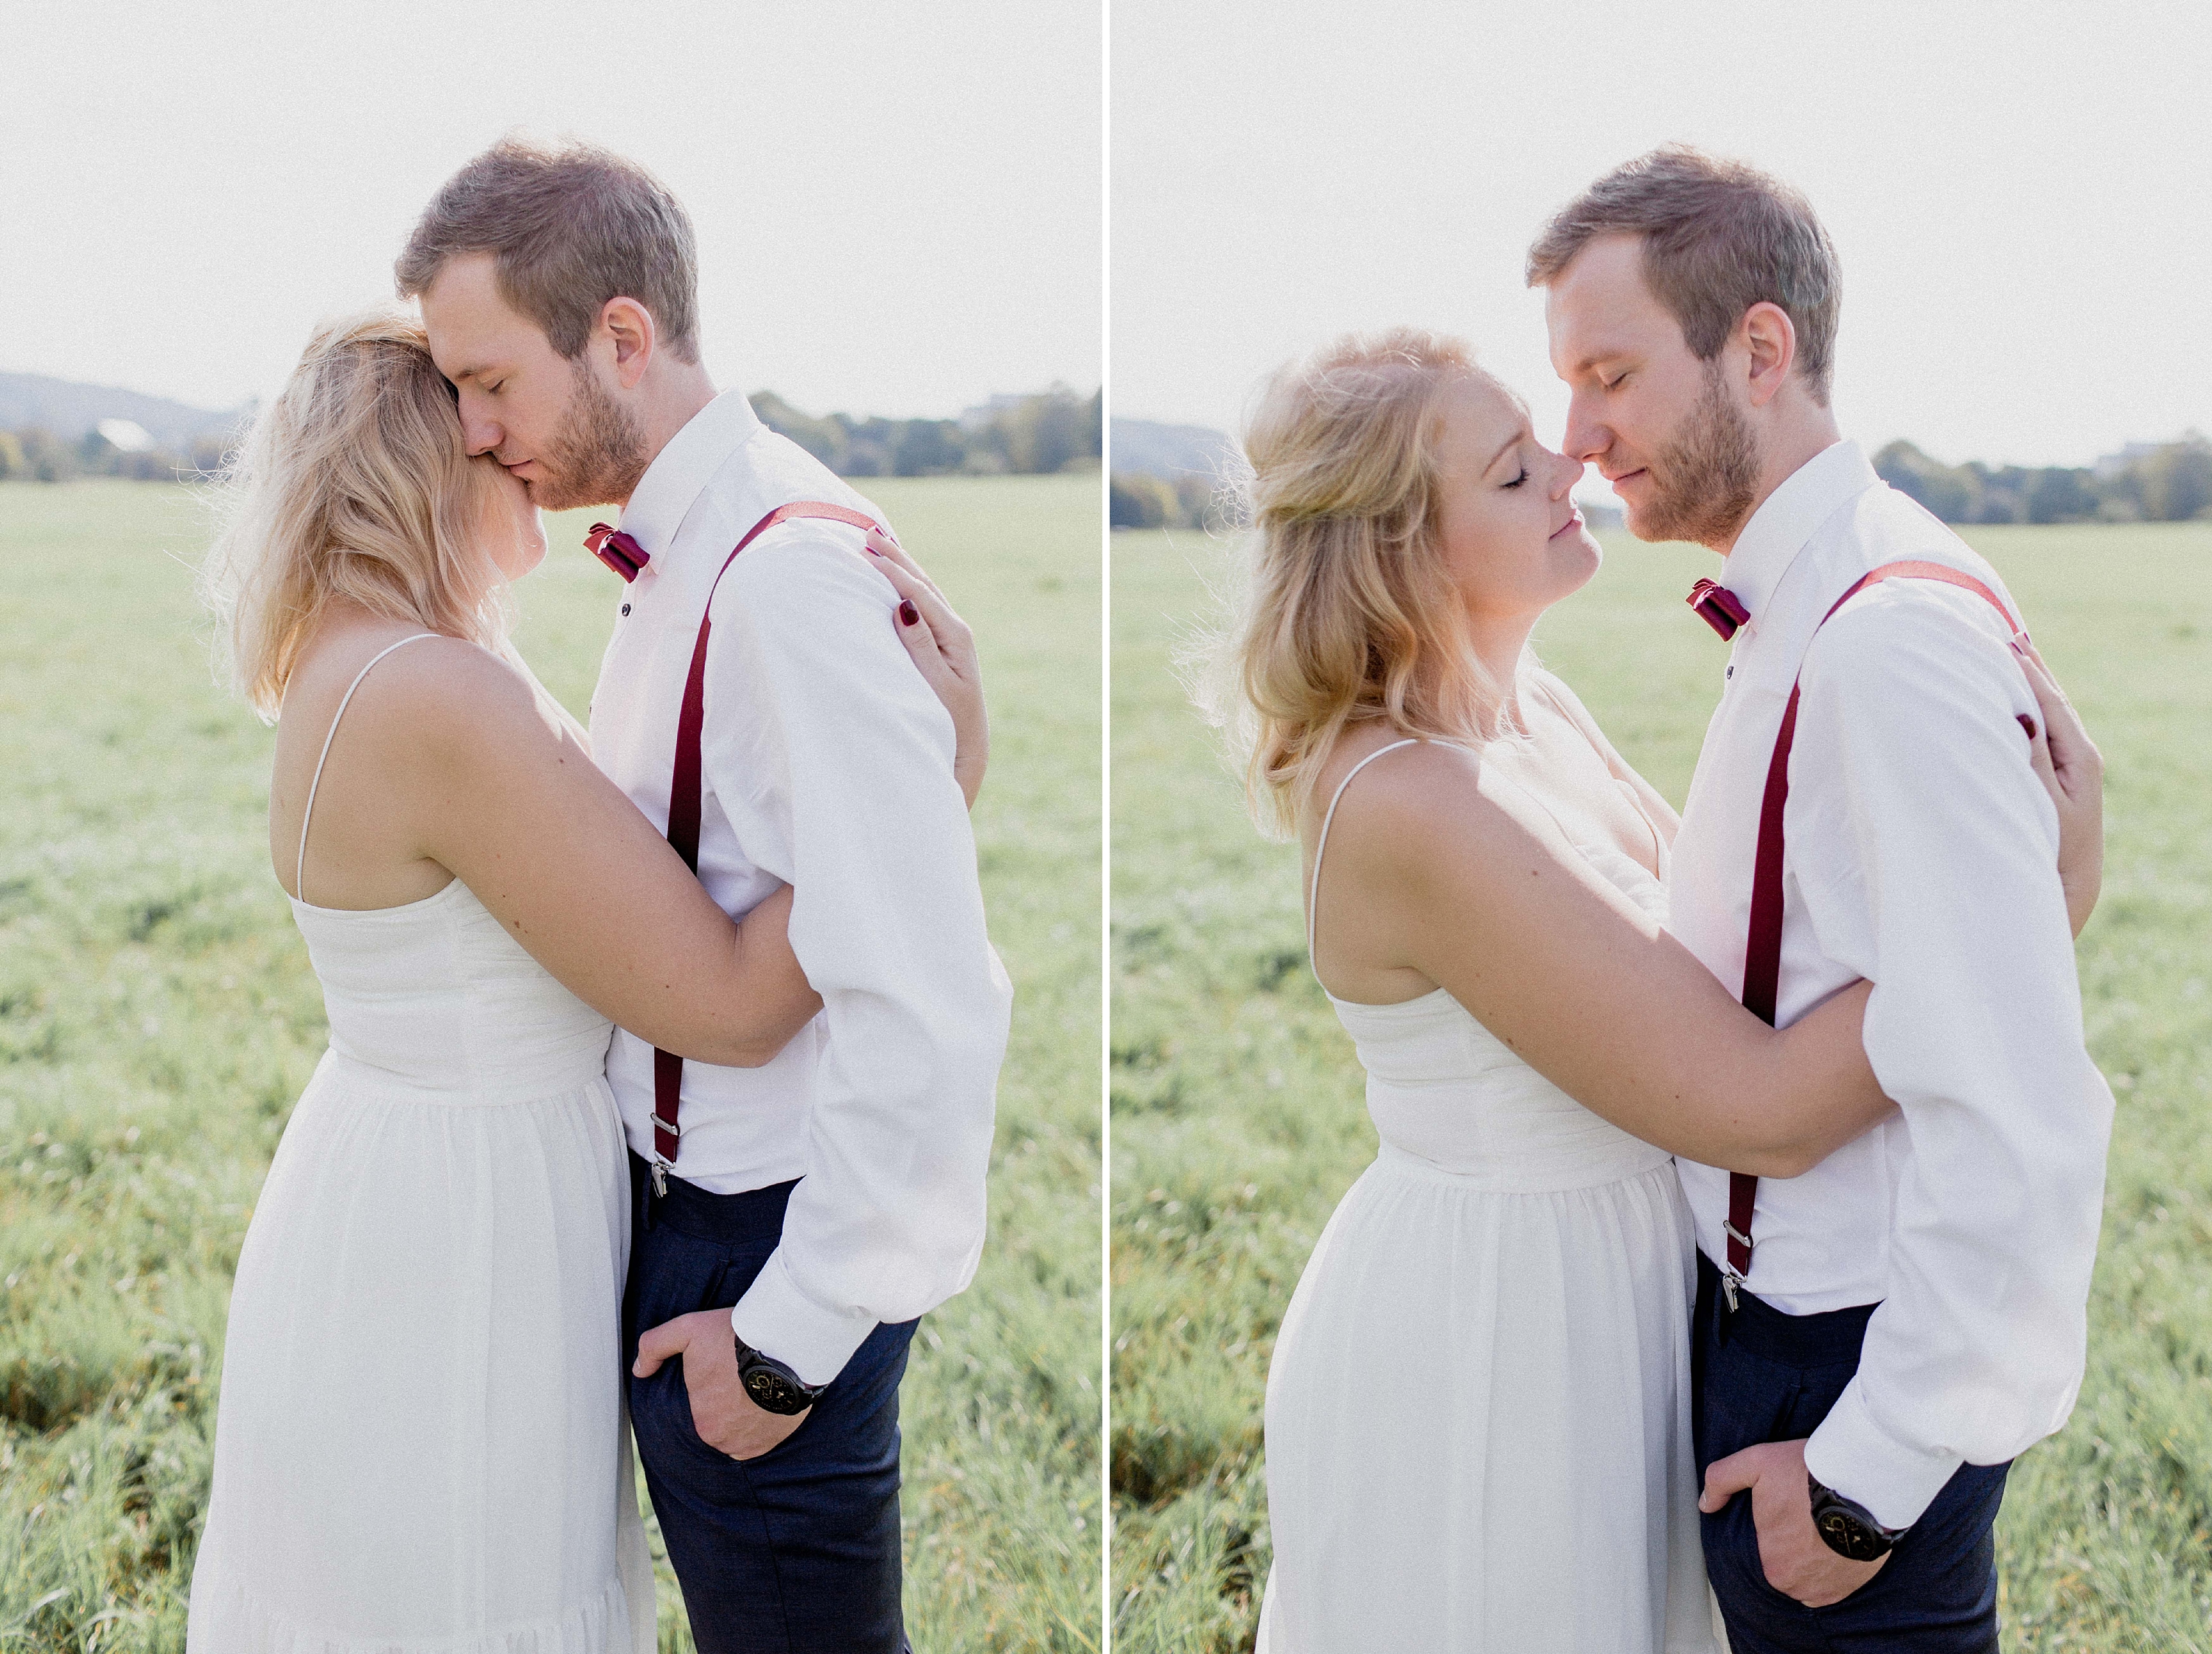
[1721,438,1879,627]
[616,389,764,557]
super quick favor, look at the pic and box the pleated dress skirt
[187,883,655,1653]
[1256,976,1721,1653]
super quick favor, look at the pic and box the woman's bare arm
[330,638,815,1067]
[1315,741,1886,1178]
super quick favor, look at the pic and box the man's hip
[1691,1249,2010,1654]
[622,1153,916,1654]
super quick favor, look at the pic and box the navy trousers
[1691,1251,2011,1653]
[622,1153,916,1654]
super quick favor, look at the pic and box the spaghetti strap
[1307,738,1423,961]
[295,633,437,904]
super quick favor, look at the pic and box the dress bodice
[1308,737,1677,1193]
[279,632,613,1107]
[1327,846,1674,1191]
[291,882,614,1106]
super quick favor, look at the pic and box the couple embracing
[187,139,1010,1652]
[1234,148,2115,1651]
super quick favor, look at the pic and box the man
[398,137,1012,1653]
[1530,146,2112,1651]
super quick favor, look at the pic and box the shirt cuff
[730,1248,877,1388]
[1804,1379,1964,1531]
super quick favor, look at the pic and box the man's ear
[599,296,658,390]
[1741,302,1798,409]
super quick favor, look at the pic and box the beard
[523,362,650,511]
[1631,364,1760,548]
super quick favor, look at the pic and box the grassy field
[1110,520,2212,1651]
[0,473,1101,1651]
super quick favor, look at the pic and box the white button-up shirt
[588,389,1013,1385]
[1669,439,2114,1529]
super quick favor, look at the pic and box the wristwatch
[1806,1473,1907,1561]
[733,1332,827,1416]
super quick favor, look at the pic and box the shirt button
[621,603,632,617]
[1725,665,1733,680]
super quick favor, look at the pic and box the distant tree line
[1875,434,2212,525]
[754,386,1100,479]
[0,425,233,483]
[1110,434,2212,533]
[0,385,1102,486]
[1108,471,1235,531]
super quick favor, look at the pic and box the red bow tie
[585,524,650,583]
[1687,579,1750,641]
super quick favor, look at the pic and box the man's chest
[1669,664,1794,973]
[589,586,693,828]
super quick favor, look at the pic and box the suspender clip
[1719,1269,1742,1315]
[1722,1220,1754,1256]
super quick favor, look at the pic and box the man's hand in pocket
[1700,1439,1888,1607]
[634,1310,810,1461]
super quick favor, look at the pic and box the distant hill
[0,372,247,448]
[1111,417,1244,482]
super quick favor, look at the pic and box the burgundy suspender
[1720,560,2028,1304]
[647,500,887,1193]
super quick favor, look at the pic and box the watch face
[1815,1507,1888,1563]
[742,1366,802,1412]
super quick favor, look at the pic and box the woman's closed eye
[1502,467,1530,490]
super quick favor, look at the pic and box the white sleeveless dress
[187,636,656,1654]
[1257,739,1719,1654]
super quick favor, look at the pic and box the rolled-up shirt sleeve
[700,527,1013,1386]
[1787,585,2113,1529]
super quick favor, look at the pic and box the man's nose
[1560,393,1607,466]
[458,398,501,458]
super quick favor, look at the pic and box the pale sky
[2,0,1100,420]
[1113,0,2212,476]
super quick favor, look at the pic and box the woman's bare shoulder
[1304,729,1551,880]
[288,627,543,766]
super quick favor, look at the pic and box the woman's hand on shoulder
[866,530,987,809]
[2014,640,2102,939]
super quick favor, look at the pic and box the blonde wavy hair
[1207,328,1522,839]
[199,308,514,720]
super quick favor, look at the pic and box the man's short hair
[1526,145,1840,406]
[395,136,701,364]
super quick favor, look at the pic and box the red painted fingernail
[900,600,920,626]
[2018,714,2038,739]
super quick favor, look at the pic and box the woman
[1217,331,2100,1652]
[186,310,984,1653]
